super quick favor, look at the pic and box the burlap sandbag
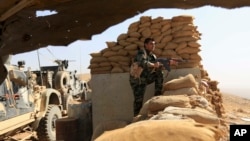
[171,21,193,27]
[118,39,130,46]
[91,66,112,72]
[162,49,176,56]
[128,31,141,38]
[152,35,163,43]
[182,24,197,31]
[138,100,150,116]
[91,70,110,74]
[151,22,162,29]
[91,120,128,141]
[110,62,120,67]
[90,52,102,57]
[106,41,116,48]
[151,31,161,37]
[188,41,201,48]
[128,27,138,33]
[172,35,200,43]
[161,23,171,32]
[152,48,162,56]
[151,16,163,23]
[148,95,191,112]
[155,42,165,49]
[173,30,195,38]
[163,74,197,91]
[163,87,198,96]
[108,56,130,62]
[162,29,172,36]
[175,42,187,52]
[128,50,138,56]
[161,35,173,43]
[111,66,124,73]
[95,120,222,141]
[121,66,130,72]
[90,56,108,63]
[164,42,178,49]
[140,16,151,23]
[149,112,197,121]
[133,40,143,48]
[99,62,111,67]
[151,28,161,34]
[124,44,137,50]
[117,49,128,56]
[172,15,194,22]
[88,63,99,69]
[117,33,128,41]
[163,106,220,125]
[177,47,200,54]
[141,28,151,37]
[171,25,184,33]
[139,22,151,28]
[110,45,123,51]
[160,19,171,25]
[179,53,190,60]
[190,53,202,60]
[102,50,117,57]
[126,37,138,43]
[118,61,129,66]
[128,21,139,30]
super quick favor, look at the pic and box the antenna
[37,49,43,86]
[80,46,82,73]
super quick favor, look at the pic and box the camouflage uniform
[129,48,163,116]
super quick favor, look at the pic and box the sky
[11,6,250,98]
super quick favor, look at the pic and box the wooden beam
[0,0,37,22]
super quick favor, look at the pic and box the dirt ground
[221,92,250,125]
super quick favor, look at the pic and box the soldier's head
[144,38,155,52]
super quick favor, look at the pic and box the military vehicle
[0,57,90,140]
[31,59,90,114]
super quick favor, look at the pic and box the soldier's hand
[154,62,160,68]
[170,60,178,66]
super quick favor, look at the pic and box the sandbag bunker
[89,15,228,141]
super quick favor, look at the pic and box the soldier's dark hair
[144,38,154,44]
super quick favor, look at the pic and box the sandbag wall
[88,15,225,116]
[88,15,202,74]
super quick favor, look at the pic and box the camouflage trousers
[129,69,163,116]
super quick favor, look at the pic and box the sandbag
[95,120,222,141]
[92,120,128,141]
[138,100,150,116]
[163,106,220,125]
[163,74,197,91]
[148,95,191,112]
[163,87,198,96]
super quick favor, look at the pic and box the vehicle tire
[37,105,62,141]
[55,71,70,93]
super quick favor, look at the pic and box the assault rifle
[156,58,188,71]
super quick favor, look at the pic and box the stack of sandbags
[196,70,225,117]
[162,73,225,117]
[88,15,202,74]
[163,74,199,96]
[137,94,219,125]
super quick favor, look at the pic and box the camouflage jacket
[130,48,157,79]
